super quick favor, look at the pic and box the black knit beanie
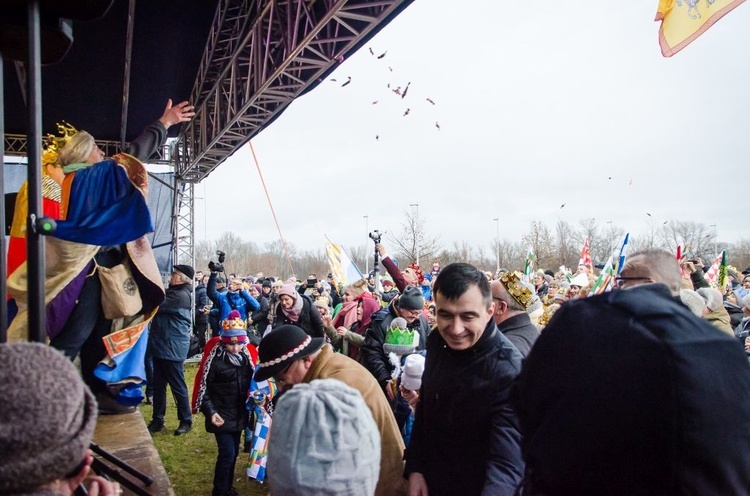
[398,285,425,311]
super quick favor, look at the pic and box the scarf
[281,293,304,322]
[332,300,359,329]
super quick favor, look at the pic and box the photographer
[207,263,260,323]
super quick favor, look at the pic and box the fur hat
[268,379,380,496]
[397,285,425,311]
[0,343,98,493]
[254,325,325,382]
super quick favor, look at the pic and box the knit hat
[254,325,325,382]
[696,287,723,312]
[173,264,195,280]
[679,289,706,316]
[267,379,381,496]
[382,279,394,288]
[401,354,426,391]
[262,279,273,288]
[251,284,262,293]
[569,273,589,288]
[0,343,98,493]
[277,282,298,299]
[397,285,424,311]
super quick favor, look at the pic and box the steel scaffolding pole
[173,180,195,267]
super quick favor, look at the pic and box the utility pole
[410,203,420,265]
[493,217,500,273]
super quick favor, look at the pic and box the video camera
[368,230,383,244]
[208,250,226,273]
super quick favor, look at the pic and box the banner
[325,241,363,286]
[655,0,746,57]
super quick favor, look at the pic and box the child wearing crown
[193,310,257,496]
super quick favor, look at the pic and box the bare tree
[390,208,441,267]
[660,221,715,259]
[522,220,555,270]
[554,220,578,270]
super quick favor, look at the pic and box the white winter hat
[401,354,426,391]
[570,273,589,288]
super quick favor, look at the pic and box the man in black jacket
[490,271,539,358]
[516,281,750,495]
[405,263,524,496]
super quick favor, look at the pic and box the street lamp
[493,217,500,273]
[364,214,369,274]
[410,203,419,265]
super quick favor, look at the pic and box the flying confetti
[388,66,393,72]
[341,77,351,87]
[377,51,387,59]
[375,135,379,141]
[329,78,337,82]
[369,47,374,55]
[403,108,410,117]
[402,82,411,99]
[560,204,566,209]
[646,213,652,217]
[392,87,402,96]
[435,122,441,130]
[372,100,379,105]
[426,98,435,105]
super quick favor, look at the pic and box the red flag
[578,237,593,270]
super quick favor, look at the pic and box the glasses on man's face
[614,276,652,289]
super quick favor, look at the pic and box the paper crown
[43,122,79,167]
[222,309,247,331]
[500,271,534,309]
[383,318,419,355]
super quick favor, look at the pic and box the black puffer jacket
[199,349,252,434]
[405,319,524,495]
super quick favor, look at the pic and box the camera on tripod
[368,230,383,244]
[208,250,226,272]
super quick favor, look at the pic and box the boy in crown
[193,310,256,496]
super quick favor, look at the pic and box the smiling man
[405,263,524,496]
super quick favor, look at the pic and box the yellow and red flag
[655,0,745,57]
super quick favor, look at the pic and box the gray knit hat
[0,343,98,493]
[680,289,707,317]
[397,285,424,311]
[267,379,381,496]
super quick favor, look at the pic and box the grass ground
[138,363,270,496]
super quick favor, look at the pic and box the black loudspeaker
[5,193,18,236]
[0,0,113,65]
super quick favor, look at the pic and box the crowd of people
[3,100,749,495]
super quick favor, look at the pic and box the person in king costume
[6,99,195,412]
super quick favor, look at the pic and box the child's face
[225,342,244,355]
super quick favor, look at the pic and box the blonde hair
[56,131,95,167]
[346,278,369,298]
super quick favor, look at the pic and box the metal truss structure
[175,0,412,183]
[173,180,195,266]
[4,134,174,165]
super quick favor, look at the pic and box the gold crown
[500,271,533,309]
[222,317,247,331]
[42,122,79,166]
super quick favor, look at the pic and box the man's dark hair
[433,263,492,307]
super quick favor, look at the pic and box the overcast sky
[196,1,750,255]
